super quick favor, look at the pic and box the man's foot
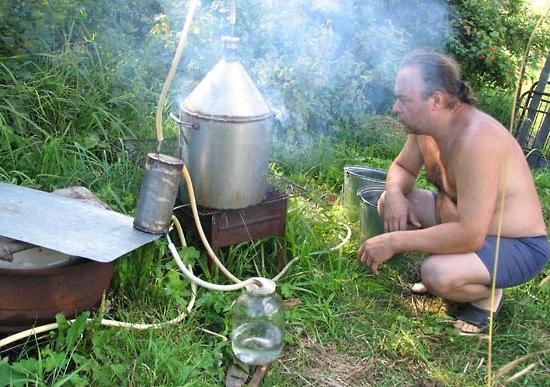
[453,292,503,334]
[408,281,429,295]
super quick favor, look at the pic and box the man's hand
[383,189,421,232]
[357,233,396,275]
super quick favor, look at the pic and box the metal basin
[0,247,79,270]
[0,248,114,332]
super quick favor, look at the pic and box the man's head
[393,50,475,134]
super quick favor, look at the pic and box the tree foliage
[0,0,161,56]
[447,0,550,89]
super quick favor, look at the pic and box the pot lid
[180,36,272,122]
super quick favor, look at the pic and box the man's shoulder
[448,113,511,168]
[470,108,507,130]
[463,110,509,147]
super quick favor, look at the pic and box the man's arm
[360,128,506,274]
[386,135,423,194]
[383,135,424,231]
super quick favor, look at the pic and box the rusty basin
[0,247,113,333]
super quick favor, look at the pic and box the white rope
[155,0,199,144]
[272,222,351,282]
[0,288,197,349]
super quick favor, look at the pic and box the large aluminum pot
[343,166,386,222]
[175,112,271,210]
[174,37,272,209]
[358,187,385,242]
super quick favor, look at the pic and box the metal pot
[358,187,385,242]
[174,36,272,209]
[343,166,386,222]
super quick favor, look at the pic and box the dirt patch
[279,342,378,386]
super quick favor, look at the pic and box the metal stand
[174,186,288,269]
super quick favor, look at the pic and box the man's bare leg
[378,188,438,229]
[379,188,502,332]
[379,188,436,294]
[421,252,502,333]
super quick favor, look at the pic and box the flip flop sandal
[453,298,503,333]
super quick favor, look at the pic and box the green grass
[1,48,549,386]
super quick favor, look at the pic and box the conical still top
[180,36,271,122]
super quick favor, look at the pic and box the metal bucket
[343,166,386,222]
[358,187,385,242]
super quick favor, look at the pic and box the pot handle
[169,112,199,130]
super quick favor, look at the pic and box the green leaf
[0,358,29,387]
[65,312,89,348]
[44,352,67,373]
[280,282,294,298]
[178,246,200,266]
[79,134,100,150]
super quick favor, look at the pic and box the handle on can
[169,112,199,130]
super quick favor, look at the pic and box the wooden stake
[248,364,271,387]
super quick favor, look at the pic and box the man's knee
[377,190,412,216]
[421,256,462,295]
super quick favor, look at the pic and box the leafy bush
[475,86,515,128]
[0,0,161,56]
[447,0,550,90]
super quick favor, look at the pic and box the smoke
[0,0,451,142]
[148,0,450,141]
[61,0,449,145]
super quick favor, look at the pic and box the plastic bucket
[358,187,385,242]
[343,166,386,222]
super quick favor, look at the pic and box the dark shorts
[476,235,550,288]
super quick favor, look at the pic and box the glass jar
[230,278,285,365]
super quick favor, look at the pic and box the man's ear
[431,90,446,110]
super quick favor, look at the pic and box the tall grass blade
[505,363,537,383]
[495,349,549,380]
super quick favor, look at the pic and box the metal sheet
[0,183,161,262]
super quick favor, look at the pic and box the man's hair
[400,50,476,107]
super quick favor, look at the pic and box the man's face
[392,66,433,134]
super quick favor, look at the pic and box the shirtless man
[357,51,549,333]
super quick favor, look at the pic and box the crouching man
[357,51,549,333]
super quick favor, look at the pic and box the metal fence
[514,54,550,168]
